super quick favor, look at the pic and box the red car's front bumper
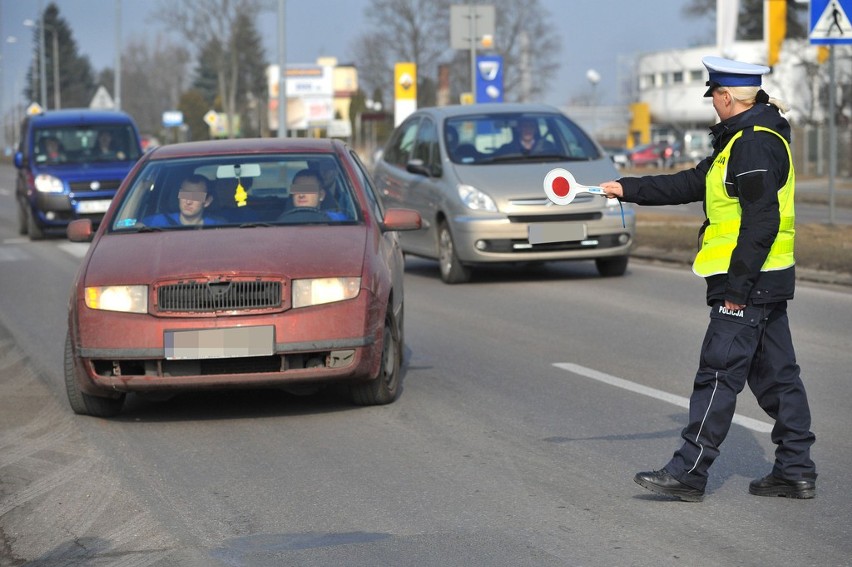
[69,291,386,396]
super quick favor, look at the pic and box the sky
[0,0,714,116]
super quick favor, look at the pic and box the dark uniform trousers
[665,300,817,491]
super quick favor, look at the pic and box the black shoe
[749,474,815,499]
[634,469,704,502]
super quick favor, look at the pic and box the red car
[64,138,421,417]
[627,142,671,168]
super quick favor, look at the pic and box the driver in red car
[285,169,349,221]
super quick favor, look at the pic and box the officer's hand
[724,300,746,311]
[600,181,623,199]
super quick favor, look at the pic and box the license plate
[76,199,112,214]
[164,326,275,360]
[528,223,587,245]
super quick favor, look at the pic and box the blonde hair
[721,85,790,114]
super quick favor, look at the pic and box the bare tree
[353,0,560,107]
[120,36,191,136]
[353,0,453,107]
[155,0,268,138]
[447,0,560,103]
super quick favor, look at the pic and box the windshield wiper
[238,222,273,228]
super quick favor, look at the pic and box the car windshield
[443,113,602,165]
[109,153,361,232]
[33,124,141,165]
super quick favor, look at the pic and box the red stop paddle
[543,168,608,206]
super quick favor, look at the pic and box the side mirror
[67,219,94,242]
[382,208,421,232]
[13,151,24,169]
[405,159,431,177]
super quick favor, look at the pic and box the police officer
[600,56,817,502]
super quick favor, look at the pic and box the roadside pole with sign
[475,55,503,103]
[450,5,495,101]
[162,111,184,143]
[394,62,417,127]
[810,0,852,224]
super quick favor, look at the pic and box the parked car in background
[628,141,680,169]
[603,146,630,169]
[64,138,421,417]
[680,129,714,165]
[372,103,635,283]
[14,109,143,239]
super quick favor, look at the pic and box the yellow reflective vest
[692,126,795,277]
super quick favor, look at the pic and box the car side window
[383,117,420,168]
[350,150,385,221]
[412,118,438,171]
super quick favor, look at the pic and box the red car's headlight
[292,278,360,308]
[85,285,148,313]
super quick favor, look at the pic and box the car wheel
[350,309,401,406]
[17,202,28,236]
[64,333,125,417]
[595,255,629,277]
[438,221,471,284]
[27,209,45,240]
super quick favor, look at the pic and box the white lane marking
[0,188,11,197]
[554,362,773,433]
[57,242,90,258]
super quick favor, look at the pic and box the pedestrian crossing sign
[810,0,852,44]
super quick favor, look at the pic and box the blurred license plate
[528,223,586,245]
[76,199,112,214]
[165,326,274,360]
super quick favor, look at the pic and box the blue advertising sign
[810,0,852,44]
[475,55,504,103]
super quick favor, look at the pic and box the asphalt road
[1,165,851,566]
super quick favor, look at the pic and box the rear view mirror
[382,208,421,232]
[216,163,261,179]
[67,218,94,242]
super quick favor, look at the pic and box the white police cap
[703,56,770,97]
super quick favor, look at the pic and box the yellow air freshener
[234,181,248,207]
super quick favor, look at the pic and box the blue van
[14,109,143,239]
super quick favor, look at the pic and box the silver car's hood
[449,158,618,209]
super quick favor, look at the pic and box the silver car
[372,103,635,283]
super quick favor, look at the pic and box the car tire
[27,209,45,240]
[64,333,125,417]
[350,309,401,406]
[595,255,629,277]
[438,221,471,284]
[17,202,28,236]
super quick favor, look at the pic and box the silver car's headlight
[85,285,148,313]
[292,277,361,308]
[34,174,64,193]
[458,184,497,212]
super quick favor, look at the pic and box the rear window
[444,112,602,165]
[109,153,362,232]
[32,123,141,165]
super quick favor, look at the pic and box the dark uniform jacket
[619,103,796,306]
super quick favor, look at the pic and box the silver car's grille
[157,280,282,313]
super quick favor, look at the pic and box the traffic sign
[162,110,184,127]
[203,110,219,127]
[810,0,852,44]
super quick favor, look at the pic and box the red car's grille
[156,280,282,313]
